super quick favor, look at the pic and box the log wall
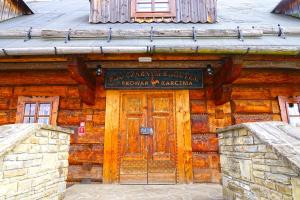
[0,68,299,183]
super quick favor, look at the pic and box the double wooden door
[119,92,177,184]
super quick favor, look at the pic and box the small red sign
[78,122,85,136]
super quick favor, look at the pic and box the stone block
[271,166,298,176]
[234,136,254,145]
[238,129,249,136]
[239,160,252,181]
[275,183,292,195]
[3,161,24,170]
[17,153,41,161]
[291,177,300,200]
[3,169,26,178]
[1,182,17,197]
[38,137,49,144]
[13,144,31,153]
[253,170,265,179]
[253,164,270,172]
[264,153,279,160]
[17,179,32,193]
[266,172,291,184]
[3,154,17,161]
[35,130,49,137]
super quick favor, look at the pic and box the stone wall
[218,122,300,200]
[0,124,73,200]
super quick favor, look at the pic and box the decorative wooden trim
[175,90,193,183]
[214,57,243,105]
[68,57,96,105]
[16,96,59,125]
[131,0,176,18]
[103,90,120,183]
[278,96,300,123]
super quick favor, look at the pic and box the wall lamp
[96,65,103,76]
[207,64,214,76]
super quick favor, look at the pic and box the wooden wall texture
[89,0,217,23]
[273,0,300,18]
[0,0,32,22]
[0,68,299,183]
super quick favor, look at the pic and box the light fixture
[207,64,214,76]
[138,57,152,63]
[96,65,102,76]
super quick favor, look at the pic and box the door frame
[103,90,193,184]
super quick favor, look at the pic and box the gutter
[1,46,300,56]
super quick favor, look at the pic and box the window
[131,0,176,18]
[278,96,300,127]
[16,96,59,126]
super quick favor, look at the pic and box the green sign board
[104,69,203,89]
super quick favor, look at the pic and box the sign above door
[104,69,203,89]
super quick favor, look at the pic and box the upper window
[16,96,59,125]
[278,96,300,127]
[131,0,176,18]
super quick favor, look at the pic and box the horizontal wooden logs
[190,100,207,114]
[192,153,220,183]
[0,70,76,85]
[192,134,218,152]
[13,86,79,97]
[231,86,271,100]
[233,114,273,124]
[69,144,104,165]
[67,164,103,182]
[0,110,16,124]
[191,114,209,133]
[40,28,264,39]
[57,110,83,126]
[73,126,105,144]
[231,100,273,113]
[235,69,300,84]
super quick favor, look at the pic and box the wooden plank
[233,114,273,124]
[67,164,103,182]
[68,57,96,105]
[191,114,209,134]
[103,90,120,183]
[69,144,104,165]
[235,69,300,84]
[192,134,218,152]
[0,70,76,85]
[231,100,273,113]
[175,90,193,183]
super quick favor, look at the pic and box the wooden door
[119,92,176,184]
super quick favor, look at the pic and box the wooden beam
[214,57,243,105]
[68,57,96,105]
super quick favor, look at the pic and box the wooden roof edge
[272,0,300,14]
[0,27,300,39]
[0,46,299,57]
[11,0,34,15]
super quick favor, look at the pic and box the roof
[0,124,73,158]
[217,121,300,171]
[0,0,299,56]
[272,0,300,18]
[0,0,33,22]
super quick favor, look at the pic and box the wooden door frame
[103,90,193,184]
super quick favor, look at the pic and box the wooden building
[0,0,33,22]
[0,0,299,185]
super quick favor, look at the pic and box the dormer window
[131,0,176,18]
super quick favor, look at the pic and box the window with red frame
[278,96,300,127]
[131,0,176,18]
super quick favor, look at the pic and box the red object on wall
[78,122,85,136]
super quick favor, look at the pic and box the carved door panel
[147,94,176,184]
[119,94,147,184]
[119,92,176,184]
